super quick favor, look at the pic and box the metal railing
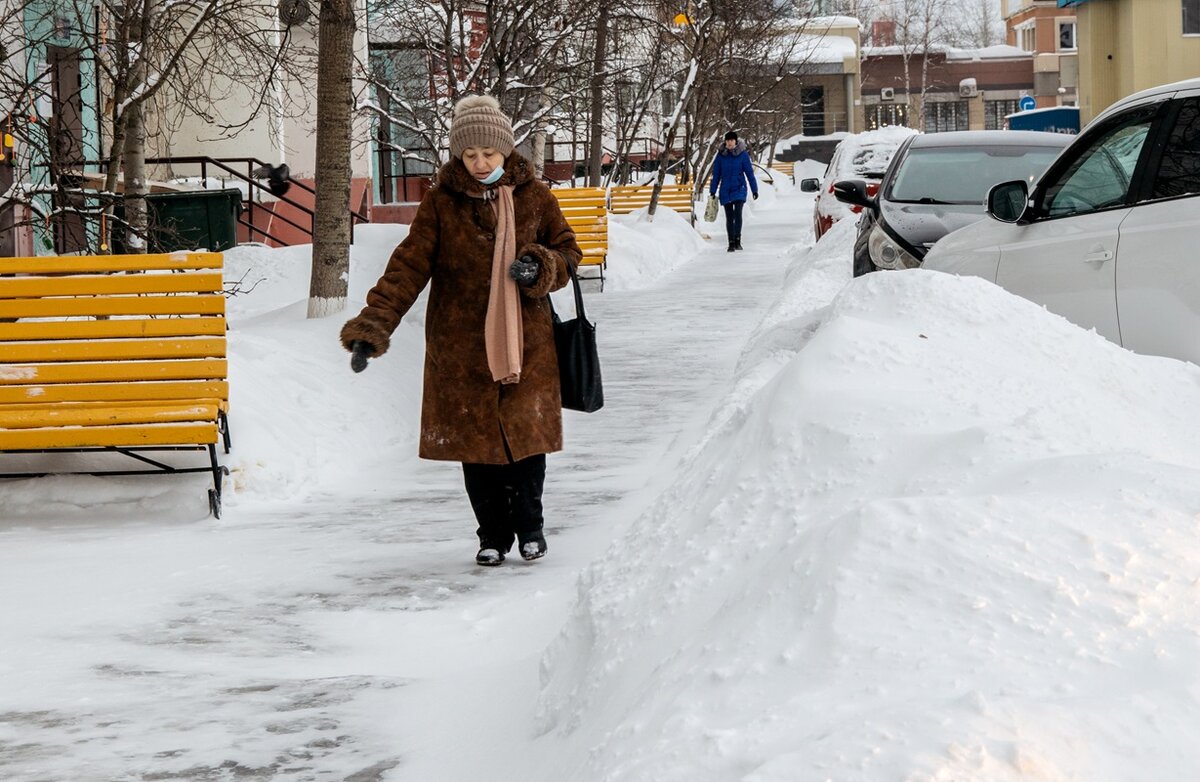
[143,156,370,246]
[375,147,438,204]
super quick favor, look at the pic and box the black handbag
[550,263,604,413]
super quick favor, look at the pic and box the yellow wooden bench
[608,183,695,219]
[0,252,231,517]
[551,187,609,290]
[771,160,795,182]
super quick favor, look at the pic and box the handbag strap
[550,260,588,321]
[565,261,587,320]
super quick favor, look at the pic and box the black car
[833,130,1071,277]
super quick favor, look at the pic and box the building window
[1186,0,1200,35]
[867,103,910,130]
[985,99,1020,130]
[924,101,969,133]
[1058,20,1076,50]
[1015,21,1036,52]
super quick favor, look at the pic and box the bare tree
[626,0,829,217]
[361,0,582,181]
[941,0,1001,49]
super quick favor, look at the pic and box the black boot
[727,240,736,252]
[475,547,506,566]
[519,533,547,561]
[734,237,743,251]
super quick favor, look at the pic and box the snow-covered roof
[863,43,1030,60]
[805,15,861,29]
[792,33,858,65]
[946,44,1030,60]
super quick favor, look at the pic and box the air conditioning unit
[880,87,895,102]
[959,78,979,98]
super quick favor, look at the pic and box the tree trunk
[587,3,608,187]
[647,59,698,221]
[530,86,551,180]
[122,100,148,252]
[308,0,357,319]
[122,4,150,253]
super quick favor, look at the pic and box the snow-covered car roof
[831,126,919,178]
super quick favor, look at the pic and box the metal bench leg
[219,411,232,453]
[207,443,230,519]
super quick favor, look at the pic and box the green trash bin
[114,188,243,253]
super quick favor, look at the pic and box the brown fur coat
[340,153,582,464]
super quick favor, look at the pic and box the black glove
[509,255,539,287]
[752,192,759,200]
[349,340,375,373]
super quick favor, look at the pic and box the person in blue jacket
[709,131,758,252]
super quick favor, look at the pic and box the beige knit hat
[449,95,515,159]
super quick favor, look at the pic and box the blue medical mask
[481,166,505,185]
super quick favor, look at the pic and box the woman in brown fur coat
[339,95,582,567]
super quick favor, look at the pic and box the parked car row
[812,76,1200,366]
[833,131,1070,278]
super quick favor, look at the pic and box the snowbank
[536,224,1200,780]
[605,205,707,291]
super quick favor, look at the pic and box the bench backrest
[609,183,694,216]
[0,252,228,413]
[551,187,607,267]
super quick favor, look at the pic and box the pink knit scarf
[484,185,522,384]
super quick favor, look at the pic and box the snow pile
[536,230,1200,779]
[217,224,423,505]
[606,205,707,291]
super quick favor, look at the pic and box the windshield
[887,145,1063,205]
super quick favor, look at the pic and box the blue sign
[1007,106,1081,134]
[1019,95,1037,112]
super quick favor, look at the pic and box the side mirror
[987,180,1029,223]
[832,179,874,210]
[799,177,820,193]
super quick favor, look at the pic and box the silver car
[924,77,1200,365]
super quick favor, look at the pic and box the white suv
[923,77,1200,365]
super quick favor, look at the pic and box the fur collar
[437,152,535,196]
[719,140,748,157]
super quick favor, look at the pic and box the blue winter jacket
[710,141,758,205]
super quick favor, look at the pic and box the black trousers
[461,454,546,552]
[723,199,745,242]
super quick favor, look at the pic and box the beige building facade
[1064,0,1200,122]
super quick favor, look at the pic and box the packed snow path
[0,198,805,781]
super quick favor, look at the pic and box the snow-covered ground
[3,174,1200,781]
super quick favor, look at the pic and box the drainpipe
[845,73,856,132]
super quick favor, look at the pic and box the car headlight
[868,223,922,270]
